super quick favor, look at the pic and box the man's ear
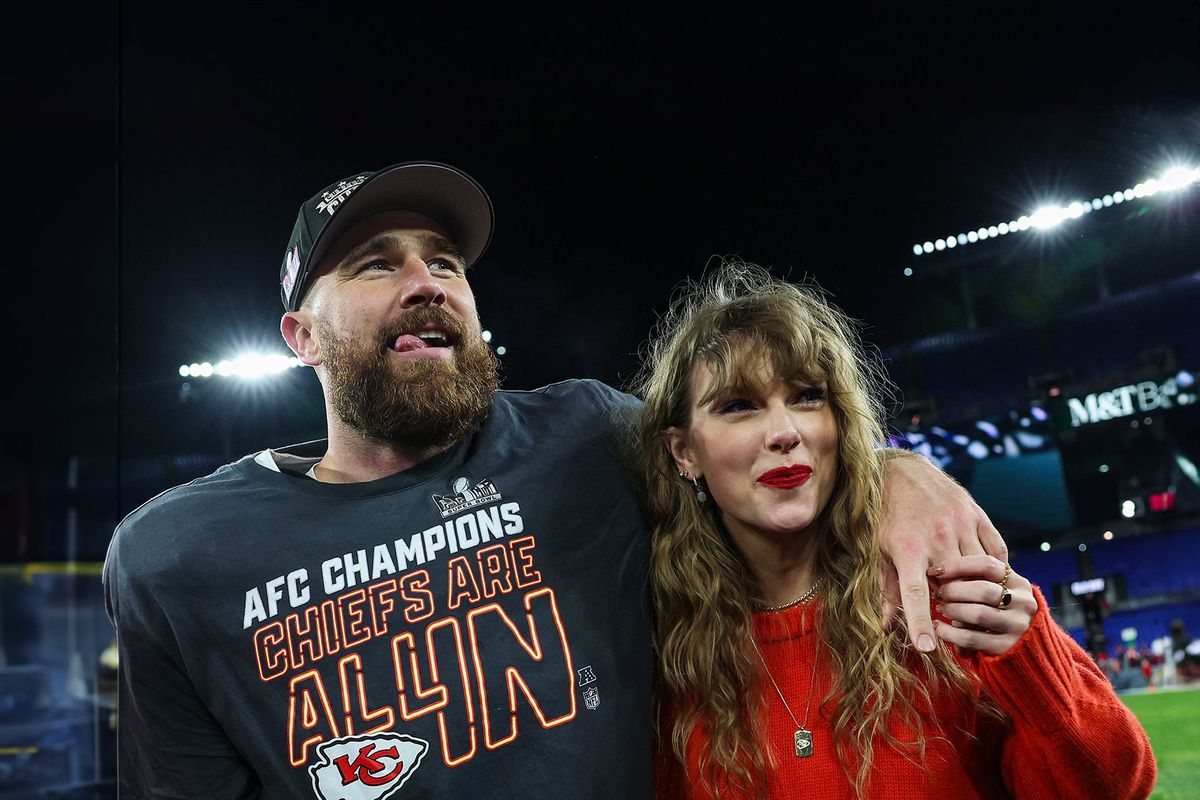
[281,310,322,367]
[665,427,700,480]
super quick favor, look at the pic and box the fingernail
[927,563,945,577]
[918,634,935,652]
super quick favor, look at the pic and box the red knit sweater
[657,587,1156,799]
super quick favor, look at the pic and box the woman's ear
[665,428,700,480]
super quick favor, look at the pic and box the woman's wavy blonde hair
[631,260,983,798]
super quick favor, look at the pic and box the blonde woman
[635,262,1155,799]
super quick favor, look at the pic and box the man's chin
[382,352,462,382]
[324,329,500,449]
[386,346,456,364]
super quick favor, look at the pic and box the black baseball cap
[280,161,494,312]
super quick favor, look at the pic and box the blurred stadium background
[4,4,1199,797]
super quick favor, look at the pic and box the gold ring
[999,562,1012,587]
[996,587,1013,609]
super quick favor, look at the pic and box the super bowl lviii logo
[432,477,502,518]
[309,734,429,800]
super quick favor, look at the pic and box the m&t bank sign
[1064,372,1197,428]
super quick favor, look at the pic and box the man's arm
[878,448,1008,652]
[104,525,260,798]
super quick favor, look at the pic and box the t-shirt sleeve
[973,585,1157,800]
[104,514,260,799]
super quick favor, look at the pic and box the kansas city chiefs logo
[309,733,429,800]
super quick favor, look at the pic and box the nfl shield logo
[584,686,600,710]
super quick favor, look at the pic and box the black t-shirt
[104,380,652,799]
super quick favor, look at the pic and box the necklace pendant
[794,727,813,758]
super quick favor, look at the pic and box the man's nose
[399,260,447,308]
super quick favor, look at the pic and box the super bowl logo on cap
[282,246,301,297]
[316,174,369,216]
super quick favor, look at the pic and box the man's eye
[429,258,464,274]
[361,260,391,272]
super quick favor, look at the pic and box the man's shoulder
[109,456,261,564]
[484,379,641,461]
[496,378,641,415]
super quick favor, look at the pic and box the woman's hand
[929,555,1036,657]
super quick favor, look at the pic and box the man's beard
[319,307,500,451]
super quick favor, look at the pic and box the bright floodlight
[1161,165,1199,191]
[496,346,507,356]
[481,329,493,342]
[176,352,302,380]
[1030,205,1068,229]
[1121,500,1136,518]
[1040,541,1051,552]
[909,163,1199,259]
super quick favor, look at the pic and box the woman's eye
[717,399,754,414]
[794,387,827,404]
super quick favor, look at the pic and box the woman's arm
[934,558,1156,800]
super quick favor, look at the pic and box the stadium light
[910,164,1199,258]
[178,352,302,380]
[1030,205,1068,229]
[1160,165,1200,191]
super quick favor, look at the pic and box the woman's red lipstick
[757,464,813,488]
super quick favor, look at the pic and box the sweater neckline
[753,597,821,645]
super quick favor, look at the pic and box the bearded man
[104,162,1007,799]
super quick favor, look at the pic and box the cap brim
[307,162,494,276]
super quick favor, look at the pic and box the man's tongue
[393,334,428,353]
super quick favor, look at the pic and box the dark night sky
[7,3,1199,481]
